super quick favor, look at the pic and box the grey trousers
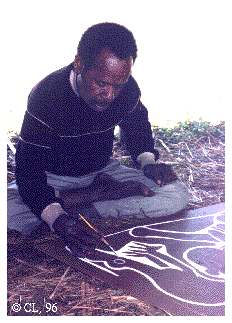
[7,159,189,235]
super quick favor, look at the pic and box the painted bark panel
[35,203,225,316]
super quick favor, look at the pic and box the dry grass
[7,244,167,316]
[113,121,225,209]
[7,122,225,316]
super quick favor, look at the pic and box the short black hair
[77,22,137,71]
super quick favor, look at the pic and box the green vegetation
[152,119,225,145]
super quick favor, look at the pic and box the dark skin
[74,47,132,111]
[61,173,156,208]
[53,49,179,256]
[73,48,177,186]
[143,163,179,187]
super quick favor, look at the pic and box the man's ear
[74,55,84,74]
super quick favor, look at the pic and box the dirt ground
[7,122,225,316]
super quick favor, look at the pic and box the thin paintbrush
[78,213,119,257]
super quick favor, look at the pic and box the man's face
[75,48,133,111]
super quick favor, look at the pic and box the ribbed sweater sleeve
[15,139,64,218]
[15,78,65,218]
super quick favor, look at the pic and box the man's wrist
[41,202,67,232]
[137,152,157,169]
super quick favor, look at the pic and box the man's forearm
[119,101,159,163]
[15,140,63,218]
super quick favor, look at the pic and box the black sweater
[15,63,159,218]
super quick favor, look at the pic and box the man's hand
[60,173,156,208]
[53,213,102,257]
[143,163,179,187]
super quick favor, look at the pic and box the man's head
[74,23,137,111]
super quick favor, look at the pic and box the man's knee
[167,180,189,212]
[156,180,189,215]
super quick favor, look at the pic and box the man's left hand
[143,163,179,187]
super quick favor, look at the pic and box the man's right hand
[41,203,102,257]
[52,213,102,257]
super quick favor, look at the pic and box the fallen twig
[49,266,71,300]
[158,139,171,152]
[185,142,193,159]
[14,257,49,273]
[188,168,194,182]
[63,306,138,315]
